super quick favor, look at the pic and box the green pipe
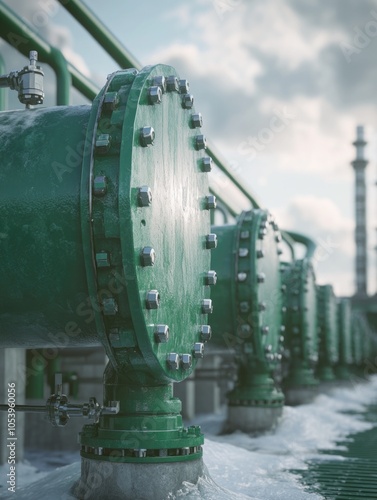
[0,2,70,105]
[0,53,6,110]
[58,0,141,70]
[285,230,317,260]
[281,231,296,260]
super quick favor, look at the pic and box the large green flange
[210,209,284,411]
[281,259,319,390]
[317,285,338,381]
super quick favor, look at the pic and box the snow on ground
[1,376,376,499]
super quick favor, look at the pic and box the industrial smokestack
[351,125,368,296]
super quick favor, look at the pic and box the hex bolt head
[155,324,169,343]
[93,175,107,196]
[96,251,110,268]
[258,228,267,239]
[140,246,156,266]
[193,342,204,358]
[281,284,287,293]
[205,270,217,286]
[265,344,272,353]
[167,353,179,370]
[103,92,119,111]
[195,134,207,150]
[257,273,266,284]
[200,325,212,342]
[239,248,249,258]
[152,75,166,93]
[280,325,286,333]
[95,134,111,154]
[138,186,152,207]
[166,75,179,91]
[201,299,213,314]
[240,230,250,240]
[261,326,269,335]
[146,290,160,309]
[280,335,285,342]
[258,302,267,311]
[282,306,287,313]
[277,247,283,255]
[182,94,194,109]
[140,126,155,147]
[237,272,247,282]
[239,324,251,336]
[257,249,265,259]
[103,298,118,316]
[148,85,162,104]
[206,233,218,249]
[179,79,190,93]
[181,353,192,369]
[202,157,212,172]
[239,301,250,313]
[191,113,203,128]
[275,233,282,243]
[205,195,217,209]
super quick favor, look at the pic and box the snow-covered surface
[1,377,377,499]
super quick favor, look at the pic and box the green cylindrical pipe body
[317,284,338,381]
[0,105,92,347]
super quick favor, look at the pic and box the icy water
[1,376,377,499]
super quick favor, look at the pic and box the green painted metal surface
[210,209,284,406]
[281,259,318,388]
[335,298,353,379]
[0,65,213,384]
[317,285,339,381]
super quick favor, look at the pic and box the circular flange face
[235,209,283,367]
[282,259,318,364]
[83,65,213,384]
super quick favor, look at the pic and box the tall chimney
[351,125,368,296]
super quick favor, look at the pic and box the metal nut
[140,246,156,266]
[195,134,207,150]
[146,290,160,309]
[181,353,192,369]
[140,126,155,147]
[182,94,194,109]
[261,326,269,335]
[240,230,250,239]
[138,186,152,207]
[239,248,249,258]
[237,272,247,282]
[95,134,111,154]
[179,79,190,93]
[95,251,110,268]
[93,175,107,196]
[148,86,162,104]
[200,325,212,342]
[167,353,179,369]
[265,344,272,353]
[152,76,166,93]
[191,113,203,128]
[193,343,204,358]
[258,302,267,311]
[102,298,118,316]
[257,250,265,259]
[166,75,179,92]
[103,92,119,111]
[202,157,212,172]
[239,301,250,313]
[275,233,282,243]
[205,195,217,210]
[155,324,169,343]
[257,273,265,284]
[206,233,217,249]
[201,299,213,314]
[205,270,217,286]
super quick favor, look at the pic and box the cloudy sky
[2,0,377,296]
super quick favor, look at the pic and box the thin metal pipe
[58,0,141,70]
[285,230,317,260]
[0,53,6,109]
[0,404,45,413]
